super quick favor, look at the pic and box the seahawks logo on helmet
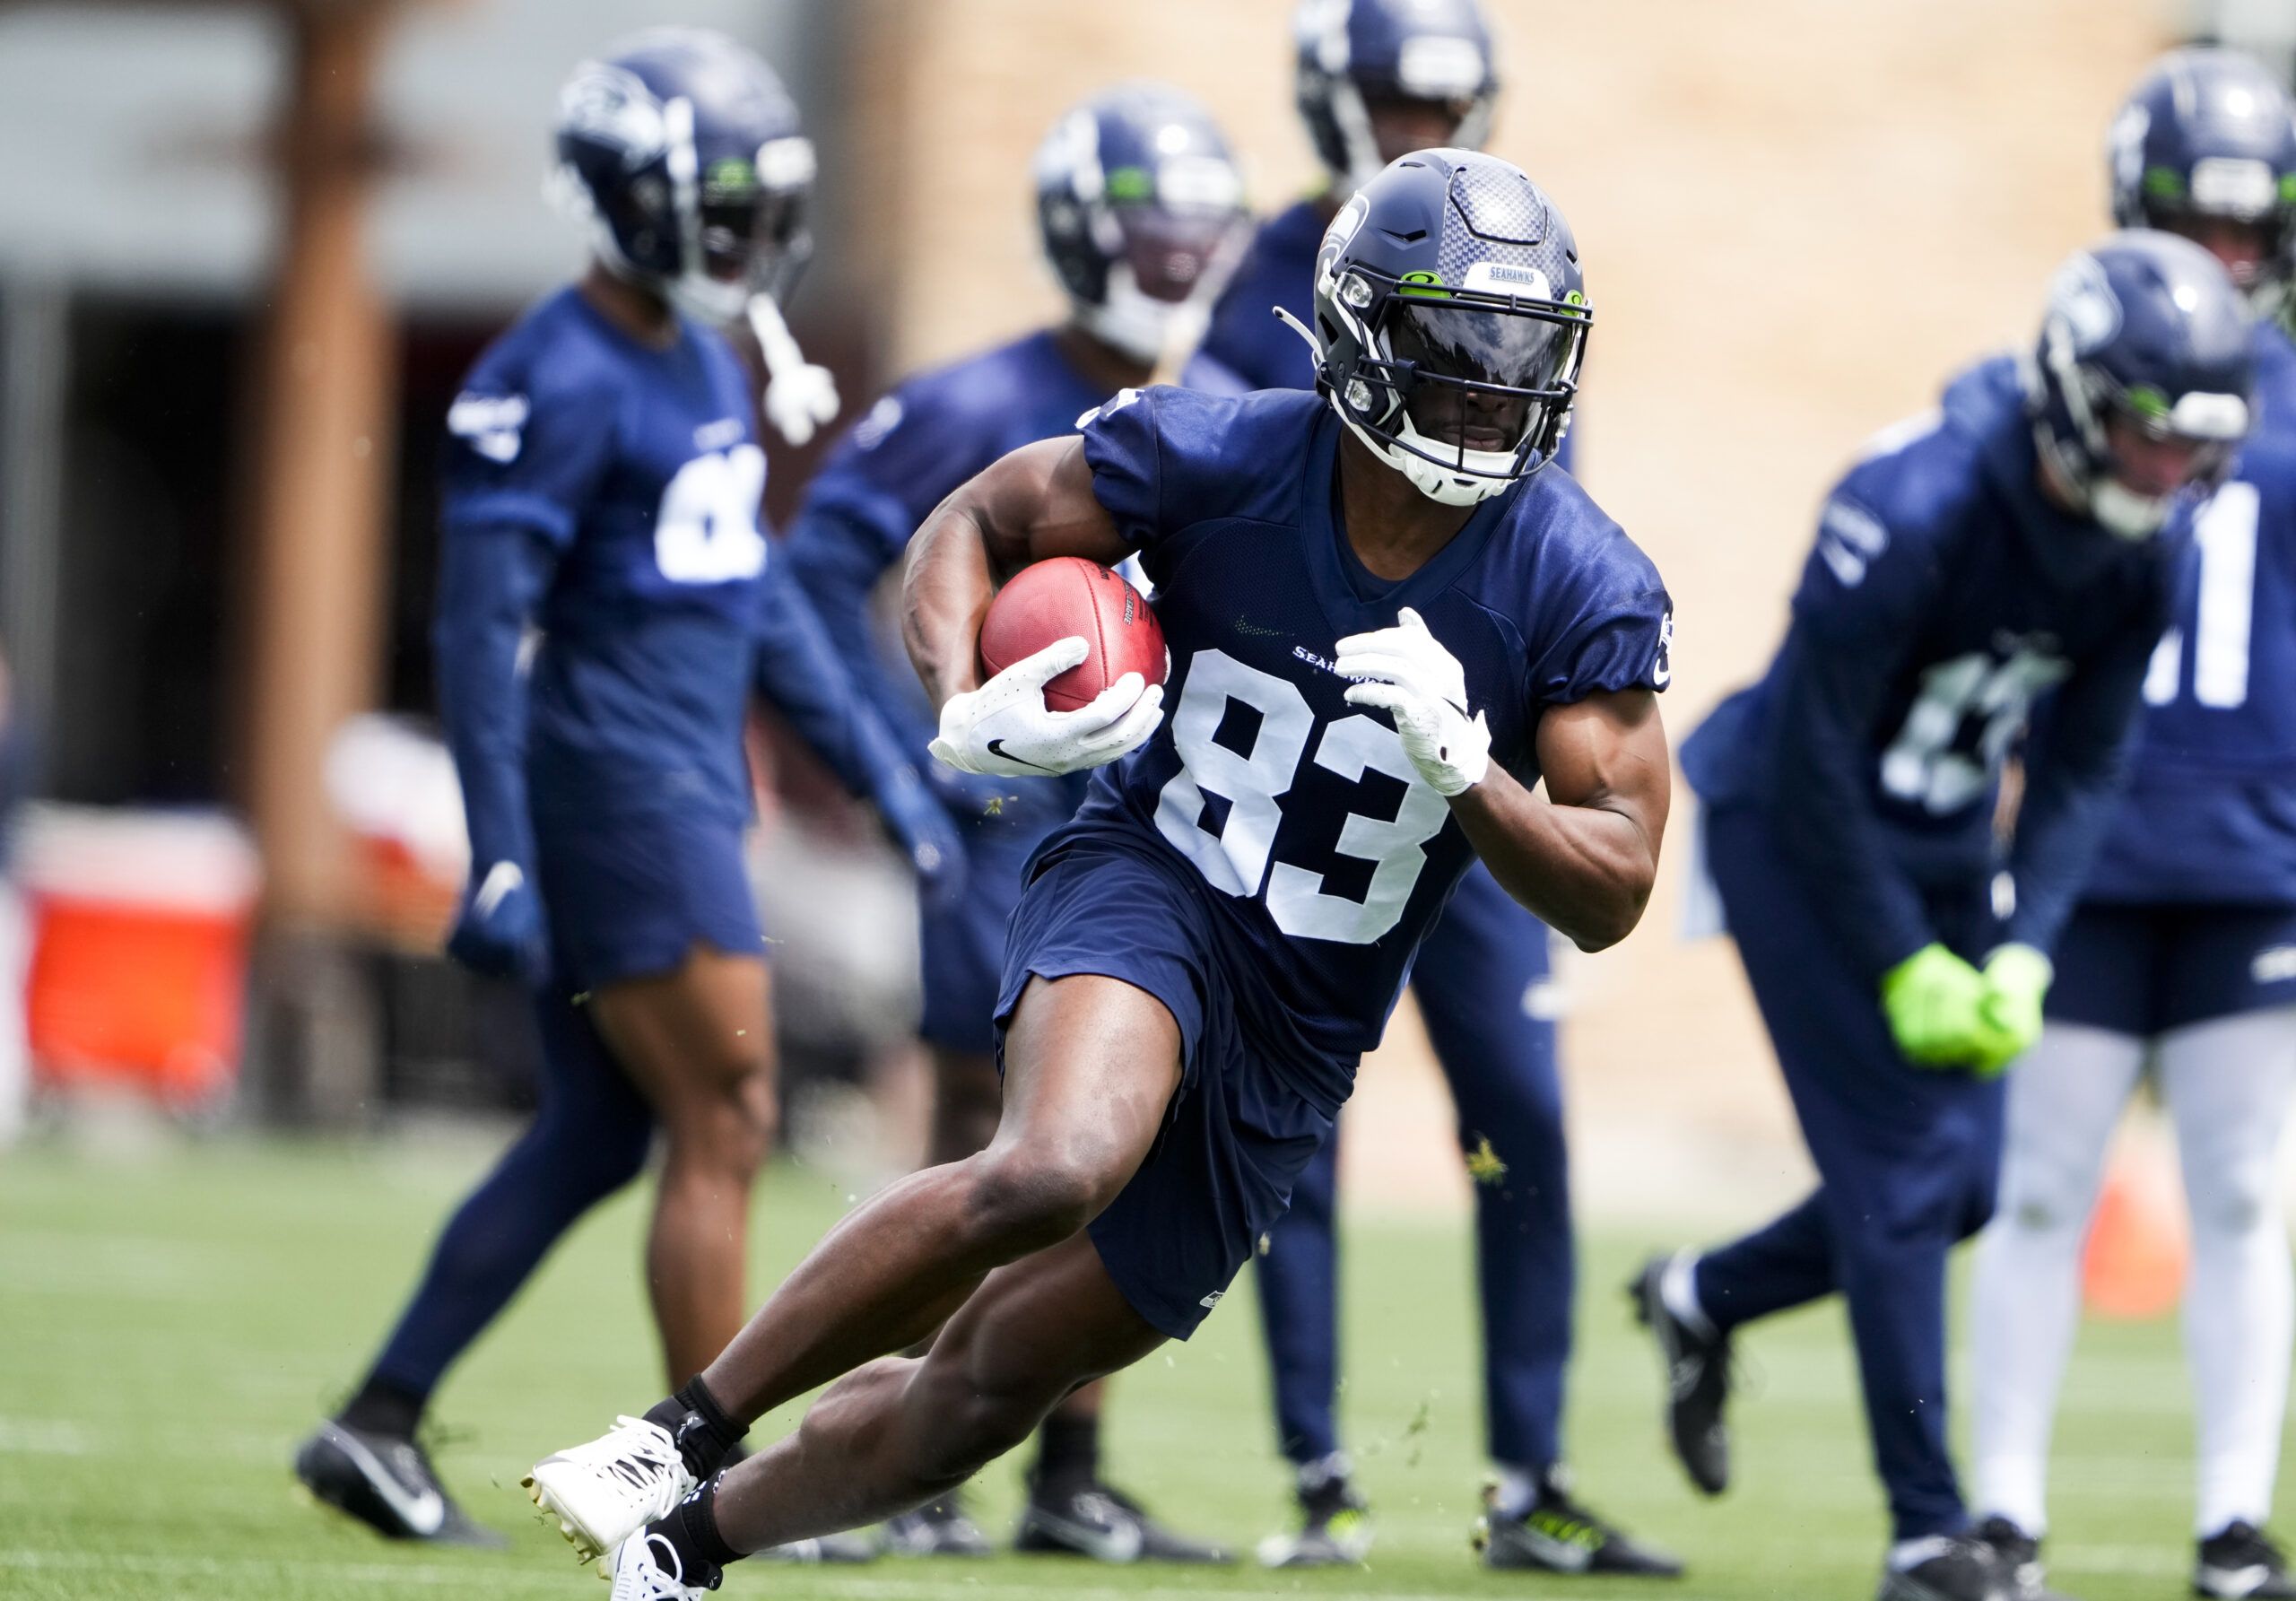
[557,63,667,171]
[2044,251,2122,357]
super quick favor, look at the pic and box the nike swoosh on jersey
[473,860,526,918]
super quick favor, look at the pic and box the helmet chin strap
[1077,266,1199,369]
[2089,476,2173,541]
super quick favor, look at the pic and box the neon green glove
[1972,943,2053,1077]
[1880,943,1990,1067]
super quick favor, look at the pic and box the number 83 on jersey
[1152,648,1455,945]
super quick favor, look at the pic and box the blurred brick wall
[856,1,2176,1206]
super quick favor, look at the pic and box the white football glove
[1335,605,1491,796]
[747,294,840,447]
[928,636,1165,779]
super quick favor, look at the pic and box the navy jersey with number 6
[441,285,772,826]
[1682,354,2187,979]
[1048,385,1670,1095]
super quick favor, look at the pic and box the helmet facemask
[1076,201,1247,366]
[2032,320,2248,541]
[1326,268,1587,506]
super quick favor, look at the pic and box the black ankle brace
[643,1378,743,1481]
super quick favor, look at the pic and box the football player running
[1634,231,2254,1601]
[293,29,958,1551]
[780,82,1248,1563]
[1970,48,2296,1601]
[527,149,1674,1601]
[1189,0,1676,1575]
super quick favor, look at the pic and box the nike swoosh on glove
[448,859,548,984]
[1334,605,1490,796]
[928,636,1164,779]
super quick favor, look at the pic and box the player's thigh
[992,972,1182,1196]
[589,944,775,1120]
[2159,1003,2296,1218]
[1997,1019,2147,1225]
[929,1229,1168,1414]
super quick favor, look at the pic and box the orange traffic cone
[2082,1153,2189,1320]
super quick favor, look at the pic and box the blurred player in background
[526,149,1674,1601]
[1639,233,2255,1601]
[1187,0,1676,1577]
[0,639,28,1149]
[1970,49,2296,1601]
[294,29,957,1550]
[781,81,1248,1564]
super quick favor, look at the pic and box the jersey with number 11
[1059,385,1672,1063]
[441,286,773,822]
[2084,324,2296,905]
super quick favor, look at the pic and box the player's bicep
[1534,688,1671,852]
[961,436,1130,577]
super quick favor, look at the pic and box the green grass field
[0,1137,2268,1600]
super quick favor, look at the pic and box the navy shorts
[2047,901,2296,1037]
[919,819,1041,1055]
[995,834,1340,1341]
[533,805,764,991]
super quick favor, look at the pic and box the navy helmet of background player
[1036,81,1250,367]
[2025,231,2252,545]
[526,149,1671,1597]
[552,26,814,324]
[291,28,958,1554]
[1970,52,2296,1601]
[552,27,839,444]
[1645,232,2252,1601]
[777,80,1248,1564]
[2109,46,2296,424]
[1193,0,1501,400]
[2110,48,2296,318]
[1297,0,1497,197]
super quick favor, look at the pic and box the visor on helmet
[1346,281,1587,474]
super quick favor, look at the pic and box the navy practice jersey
[1052,385,1669,1087]
[1187,196,1577,474]
[1683,355,2185,979]
[440,286,772,823]
[2082,323,2296,906]
[781,329,1109,827]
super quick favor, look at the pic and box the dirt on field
[865,0,2178,1216]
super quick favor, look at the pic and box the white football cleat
[525,1416,694,1564]
[609,1531,708,1600]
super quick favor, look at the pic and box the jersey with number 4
[441,286,771,821]
[1056,385,1670,1068]
[2084,324,2296,906]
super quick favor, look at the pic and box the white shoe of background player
[525,1415,694,1564]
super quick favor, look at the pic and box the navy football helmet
[2025,230,2254,540]
[1301,149,1587,506]
[2109,48,2296,315]
[1295,0,1499,197]
[1035,83,1249,366]
[552,28,815,324]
